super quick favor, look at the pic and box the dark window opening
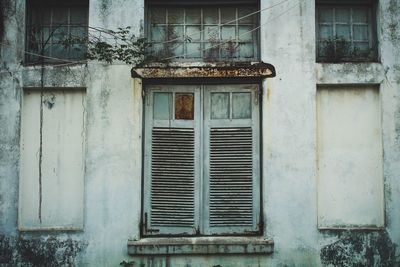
[25,0,89,64]
[316,0,378,62]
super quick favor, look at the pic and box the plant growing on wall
[320,37,352,63]
[319,36,374,63]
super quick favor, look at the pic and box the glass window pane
[43,9,52,25]
[353,8,368,23]
[221,41,237,58]
[204,42,220,59]
[204,26,219,42]
[221,26,235,40]
[52,26,68,43]
[167,26,183,41]
[354,42,370,54]
[168,8,184,24]
[154,93,171,120]
[51,44,68,59]
[175,93,194,120]
[170,43,184,58]
[52,8,69,24]
[318,8,333,23]
[70,26,86,39]
[186,8,201,24]
[70,7,87,25]
[335,8,350,23]
[151,26,166,42]
[204,8,219,24]
[336,25,351,40]
[239,26,252,41]
[318,41,328,57]
[150,8,166,24]
[238,7,256,24]
[232,93,251,119]
[186,43,201,58]
[186,26,201,41]
[239,43,254,58]
[151,43,165,57]
[69,43,85,59]
[318,25,333,40]
[211,93,230,119]
[221,7,236,24]
[353,25,369,41]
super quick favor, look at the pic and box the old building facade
[1,0,400,266]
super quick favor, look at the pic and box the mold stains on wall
[0,234,87,266]
[99,0,111,22]
[320,231,398,267]
[0,0,13,43]
[43,93,56,110]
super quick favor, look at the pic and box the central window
[147,1,259,61]
[143,84,261,236]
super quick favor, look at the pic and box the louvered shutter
[203,84,261,235]
[143,85,200,236]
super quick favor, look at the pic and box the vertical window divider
[229,92,233,121]
[218,8,222,59]
[198,85,205,234]
[183,8,187,59]
[235,7,239,59]
[350,8,354,52]
[200,8,204,59]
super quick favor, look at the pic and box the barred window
[316,0,377,62]
[26,0,88,63]
[147,5,259,61]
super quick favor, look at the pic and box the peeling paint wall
[0,0,400,266]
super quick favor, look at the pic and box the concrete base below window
[128,237,274,255]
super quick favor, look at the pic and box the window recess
[142,84,261,236]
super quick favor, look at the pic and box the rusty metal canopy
[131,62,276,79]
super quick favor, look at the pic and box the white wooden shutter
[143,85,200,236]
[203,84,261,235]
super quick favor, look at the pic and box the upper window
[316,0,377,62]
[26,0,88,63]
[147,1,259,62]
[143,84,261,236]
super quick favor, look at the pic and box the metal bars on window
[316,4,375,61]
[148,6,258,61]
[26,4,88,63]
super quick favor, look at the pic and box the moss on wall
[0,234,87,267]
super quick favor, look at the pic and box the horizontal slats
[151,127,195,228]
[209,127,253,227]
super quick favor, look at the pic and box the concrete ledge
[316,62,385,84]
[128,237,274,255]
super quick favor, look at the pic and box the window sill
[127,237,274,256]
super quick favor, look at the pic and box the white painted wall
[1,0,400,266]
[317,86,384,228]
[19,89,85,230]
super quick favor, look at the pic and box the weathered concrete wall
[1,0,400,266]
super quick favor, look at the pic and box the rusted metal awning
[131,62,275,79]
